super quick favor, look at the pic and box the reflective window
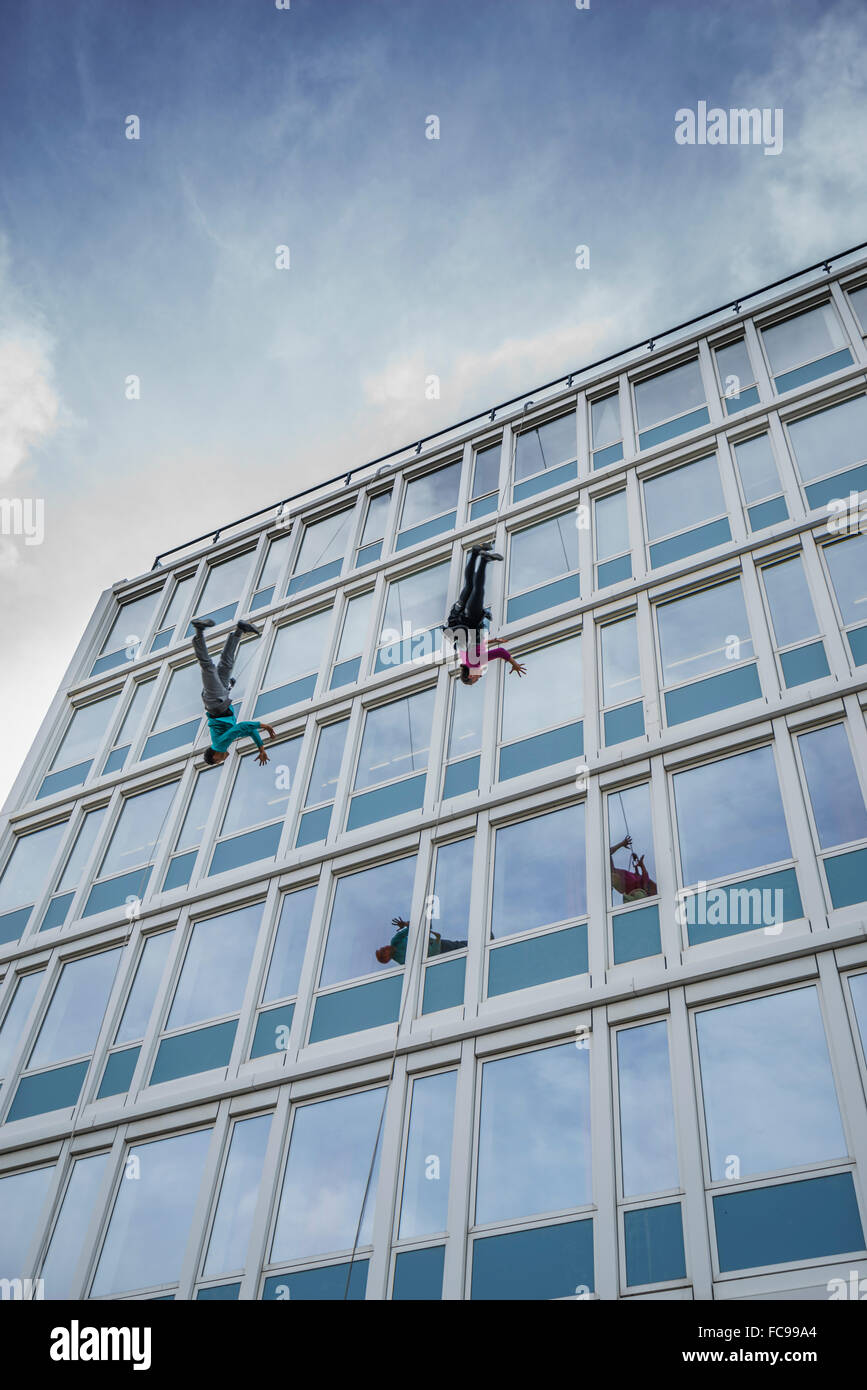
[290,510,354,592]
[594,489,629,561]
[224,742,299,840]
[591,392,621,450]
[398,1070,457,1239]
[104,679,156,772]
[849,285,867,333]
[657,579,753,686]
[115,932,173,1045]
[400,462,461,535]
[163,771,219,888]
[0,971,44,1080]
[634,359,705,431]
[824,534,867,628]
[732,433,788,530]
[29,948,123,1069]
[471,442,501,505]
[445,674,482,764]
[514,413,576,482]
[643,455,727,557]
[331,591,373,687]
[617,1022,678,1196]
[600,616,641,708]
[262,886,318,1003]
[762,555,821,648]
[377,564,449,669]
[0,820,67,919]
[92,590,162,673]
[257,609,332,711]
[696,987,846,1180]
[40,1152,109,1298]
[357,490,391,565]
[91,1128,213,1295]
[476,1043,591,1225]
[673,746,790,885]
[508,512,579,596]
[762,303,846,379]
[798,724,867,850]
[250,533,291,609]
[714,337,757,416]
[321,857,417,987]
[151,573,195,650]
[193,551,254,628]
[850,973,867,1059]
[353,689,435,792]
[0,1164,55,1280]
[97,783,177,882]
[43,693,122,791]
[733,434,782,504]
[148,663,202,742]
[787,395,867,486]
[173,772,218,856]
[491,804,585,940]
[304,720,348,808]
[427,838,473,955]
[501,636,581,745]
[167,903,264,1031]
[203,1114,272,1277]
[271,1088,386,1262]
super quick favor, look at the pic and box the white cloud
[0,337,59,481]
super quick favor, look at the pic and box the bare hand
[510,661,527,676]
[257,749,270,765]
[391,916,409,928]
[262,724,276,739]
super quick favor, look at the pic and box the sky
[1,0,866,806]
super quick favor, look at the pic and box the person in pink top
[444,542,527,685]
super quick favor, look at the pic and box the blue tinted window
[799,724,867,850]
[399,1071,456,1238]
[477,1044,590,1224]
[272,1089,385,1262]
[492,805,585,940]
[321,857,417,988]
[617,1022,678,1195]
[696,987,846,1180]
[673,746,790,885]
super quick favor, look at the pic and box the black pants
[435,938,467,954]
[448,549,492,629]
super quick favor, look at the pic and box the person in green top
[375,916,467,965]
[192,618,277,767]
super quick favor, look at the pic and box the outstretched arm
[253,722,276,763]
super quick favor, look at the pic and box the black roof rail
[152,239,867,570]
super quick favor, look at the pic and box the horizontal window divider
[469,1203,597,1237]
[704,1156,854,1194]
[488,917,589,949]
[617,1189,685,1210]
[315,969,402,997]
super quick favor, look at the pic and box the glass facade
[3,259,867,1301]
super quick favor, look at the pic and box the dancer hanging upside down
[444,542,527,685]
[375,917,467,965]
[191,617,277,767]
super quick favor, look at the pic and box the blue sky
[1,0,866,802]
